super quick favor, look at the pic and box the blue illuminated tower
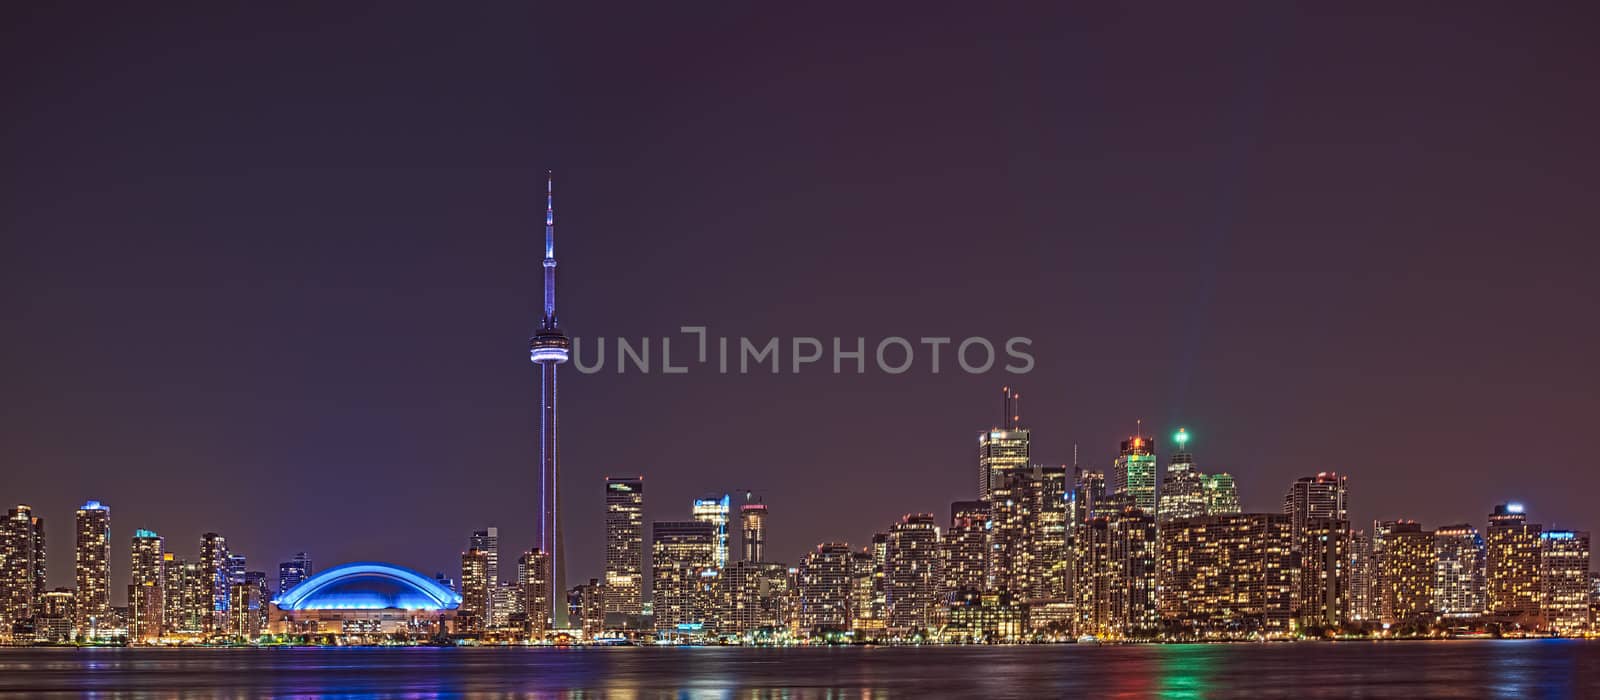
[529,172,572,628]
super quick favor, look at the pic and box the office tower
[528,174,573,628]
[1156,513,1297,637]
[692,494,732,569]
[572,578,605,637]
[1113,433,1157,513]
[797,542,852,633]
[470,528,500,584]
[1541,530,1590,635]
[520,549,552,635]
[1158,429,1207,523]
[1349,529,1375,622]
[459,549,490,634]
[469,527,500,623]
[199,532,229,635]
[943,501,990,598]
[603,476,645,620]
[1077,468,1109,520]
[884,513,941,636]
[1283,473,1349,545]
[1434,524,1487,619]
[978,387,1029,499]
[1486,503,1543,627]
[1201,472,1241,515]
[652,521,718,633]
[278,552,312,595]
[74,500,111,638]
[847,550,883,637]
[229,571,268,639]
[740,503,768,563]
[1,505,46,635]
[35,589,74,643]
[989,465,1069,600]
[1378,521,1435,626]
[1074,498,1159,639]
[1299,518,1351,629]
[128,529,165,643]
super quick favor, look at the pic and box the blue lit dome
[274,562,462,611]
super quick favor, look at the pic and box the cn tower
[528,172,571,628]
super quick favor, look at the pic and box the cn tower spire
[542,171,558,329]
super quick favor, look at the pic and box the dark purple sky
[2,3,1597,595]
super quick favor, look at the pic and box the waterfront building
[1284,473,1349,546]
[1156,513,1296,637]
[278,553,313,595]
[944,589,1025,643]
[1486,503,1543,627]
[74,500,111,639]
[692,494,732,569]
[603,476,645,622]
[848,549,883,638]
[1349,529,1375,622]
[1433,524,1487,619]
[652,521,718,634]
[459,549,490,634]
[1300,518,1352,629]
[943,501,990,599]
[740,503,768,563]
[199,532,230,635]
[520,549,552,635]
[36,589,74,643]
[1074,498,1159,639]
[1113,434,1157,513]
[797,542,852,634]
[490,583,521,629]
[1541,530,1591,635]
[1,505,46,638]
[270,562,461,638]
[571,578,605,637]
[128,529,165,643]
[725,559,790,637]
[885,513,941,637]
[1379,521,1436,626]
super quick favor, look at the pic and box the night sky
[2,3,1597,596]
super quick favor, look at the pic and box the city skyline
[2,1,1598,626]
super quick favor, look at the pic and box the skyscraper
[1113,433,1157,513]
[1349,529,1375,622]
[200,532,229,635]
[470,528,500,584]
[529,173,573,628]
[797,542,852,633]
[1299,518,1351,629]
[73,501,111,638]
[692,494,732,569]
[1157,429,1207,523]
[1486,503,1542,627]
[740,503,768,563]
[129,529,165,643]
[1433,524,1486,619]
[1,505,45,636]
[519,549,552,635]
[459,548,490,634]
[1540,530,1590,635]
[1283,473,1349,545]
[651,520,718,633]
[603,476,644,621]
[978,387,1029,499]
[1201,472,1241,515]
[884,513,942,636]
[943,501,990,598]
[278,552,313,595]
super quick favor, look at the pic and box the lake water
[0,640,1595,698]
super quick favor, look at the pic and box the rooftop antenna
[1013,391,1021,429]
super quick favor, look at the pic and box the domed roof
[274,562,462,611]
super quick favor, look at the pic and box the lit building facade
[943,501,990,599]
[1541,530,1591,635]
[1284,473,1349,546]
[520,549,552,635]
[459,549,490,634]
[1433,524,1486,619]
[200,532,230,635]
[1202,473,1241,515]
[279,552,313,596]
[1379,521,1435,627]
[1486,503,1543,627]
[884,513,941,637]
[128,529,165,643]
[740,503,768,563]
[692,495,732,569]
[1300,518,1351,629]
[651,520,718,634]
[74,500,111,638]
[603,476,645,620]
[1157,513,1296,638]
[270,562,460,638]
[979,427,1031,501]
[797,542,852,633]
[1,505,46,637]
[1113,435,1157,513]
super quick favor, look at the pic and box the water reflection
[0,641,1593,698]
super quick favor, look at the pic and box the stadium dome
[274,562,462,611]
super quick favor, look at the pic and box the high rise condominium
[74,501,111,638]
[604,476,645,620]
[129,529,165,643]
